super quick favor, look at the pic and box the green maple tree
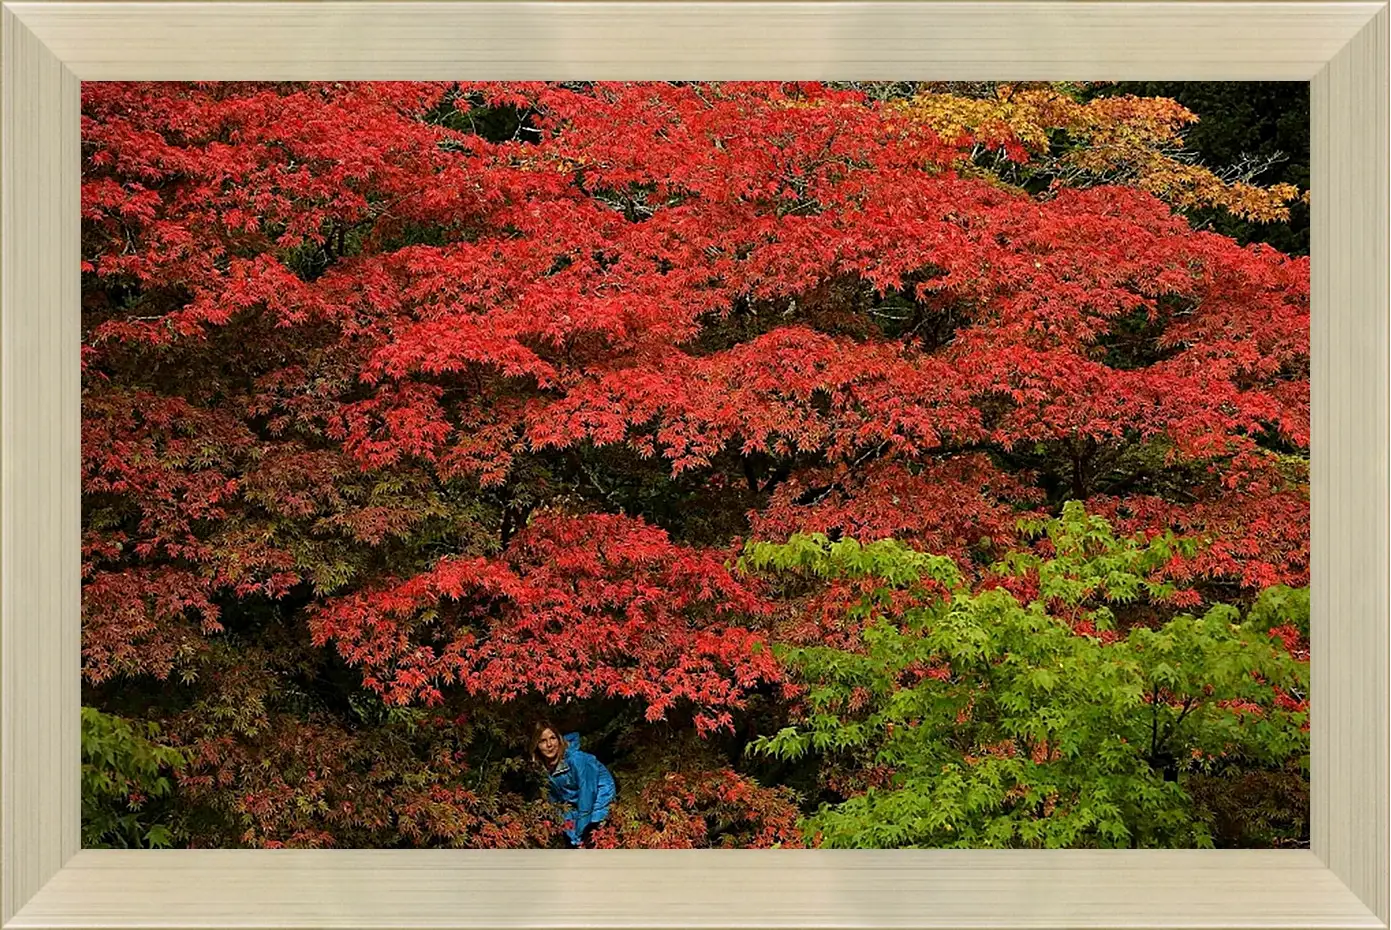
[743,502,1308,848]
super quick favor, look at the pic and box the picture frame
[2,2,1386,927]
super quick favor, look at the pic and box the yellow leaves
[892,83,1302,223]
[1142,173,1302,224]
[894,91,1049,151]
[1080,94,1196,148]
[769,97,830,111]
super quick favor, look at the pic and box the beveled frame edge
[1,3,1385,928]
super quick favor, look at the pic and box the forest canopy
[81,81,1309,850]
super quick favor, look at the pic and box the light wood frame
[2,2,1387,927]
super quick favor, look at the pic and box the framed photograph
[3,2,1387,928]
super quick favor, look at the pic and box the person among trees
[532,723,616,847]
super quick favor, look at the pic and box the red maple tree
[82,81,1308,847]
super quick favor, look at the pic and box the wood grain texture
[7,849,1384,928]
[1309,4,1390,923]
[0,1,1387,928]
[5,2,1385,80]
[0,5,81,926]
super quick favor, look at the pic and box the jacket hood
[563,732,581,751]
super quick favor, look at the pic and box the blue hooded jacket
[545,732,616,846]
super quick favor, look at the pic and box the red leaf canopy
[82,81,1307,724]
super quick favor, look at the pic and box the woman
[532,722,616,847]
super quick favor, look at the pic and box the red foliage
[309,512,779,733]
[587,769,804,848]
[174,710,557,848]
[80,81,1308,846]
[754,455,1045,572]
[1086,451,1308,590]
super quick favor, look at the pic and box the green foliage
[745,504,1308,849]
[742,533,964,591]
[1245,584,1310,638]
[82,706,187,848]
[1008,501,1200,609]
